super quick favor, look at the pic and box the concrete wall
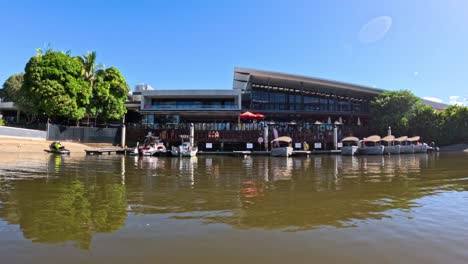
[0,126,46,140]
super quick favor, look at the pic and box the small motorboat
[341,136,359,156]
[171,142,198,157]
[358,135,384,155]
[270,136,293,157]
[138,134,167,156]
[44,141,70,155]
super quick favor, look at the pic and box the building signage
[314,143,322,149]
[246,143,253,149]
[206,143,213,149]
[294,143,302,149]
[337,142,343,148]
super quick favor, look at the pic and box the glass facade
[147,99,237,110]
[248,86,369,114]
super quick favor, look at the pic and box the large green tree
[370,90,422,136]
[2,73,38,122]
[439,105,468,145]
[22,50,92,121]
[90,67,130,121]
[408,104,440,143]
[2,73,23,102]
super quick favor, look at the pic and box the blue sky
[1,0,467,105]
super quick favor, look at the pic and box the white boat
[270,136,293,157]
[171,142,198,157]
[138,134,167,156]
[358,135,384,155]
[395,136,414,154]
[341,136,359,156]
[382,135,400,154]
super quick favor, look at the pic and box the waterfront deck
[85,148,130,155]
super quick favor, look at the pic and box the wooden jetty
[85,148,131,155]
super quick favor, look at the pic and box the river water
[0,153,467,264]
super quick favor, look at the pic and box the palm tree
[78,51,103,88]
[78,51,104,126]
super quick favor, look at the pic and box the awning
[271,136,292,143]
[395,136,408,142]
[381,135,395,142]
[342,136,359,142]
[364,135,381,142]
[407,136,420,142]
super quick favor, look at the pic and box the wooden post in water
[121,116,126,148]
[333,125,338,150]
[190,123,194,147]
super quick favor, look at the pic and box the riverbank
[0,137,110,154]
[439,144,468,153]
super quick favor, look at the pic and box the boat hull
[414,145,428,153]
[44,149,70,155]
[384,145,400,154]
[400,145,415,154]
[341,146,358,156]
[270,147,293,157]
[358,145,384,155]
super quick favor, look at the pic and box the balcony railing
[143,104,239,110]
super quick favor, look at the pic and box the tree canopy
[370,90,468,145]
[22,50,92,121]
[16,48,129,123]
[90,67,130,121]
[370,90,422,136]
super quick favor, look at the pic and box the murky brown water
[0,152,467,264]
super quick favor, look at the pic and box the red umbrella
[254,113,265,119]
[240,111,256,119]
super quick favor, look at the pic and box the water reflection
[0,153,467,249]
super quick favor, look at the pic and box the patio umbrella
[254,113,265,119]
[314,121,323,125]
[240,111,256,119]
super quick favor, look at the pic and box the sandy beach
[0,137,111,154]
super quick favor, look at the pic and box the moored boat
[395,136,414,154]
[382,135,400,154]
[358,135,384,155]
[408,136,428,153]
[341,136,359,156]
[270,136,293,157]
[171,142,198,157]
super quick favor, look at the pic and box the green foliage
[22,50,92,121]
[91,67,130,121]
[408,104,440,143]
[0,118,5,126]
[370,90,422,136]
[371,91,468,145]
[438,105,468,145]
[2,73,38,121]
[2,73,24,102]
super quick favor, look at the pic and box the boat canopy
[271,136,292,143]
[381,135,395,142]
[364,135,381,142]
[395,136,408,142]
[341,136,359,142]
[407,136,420,142]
